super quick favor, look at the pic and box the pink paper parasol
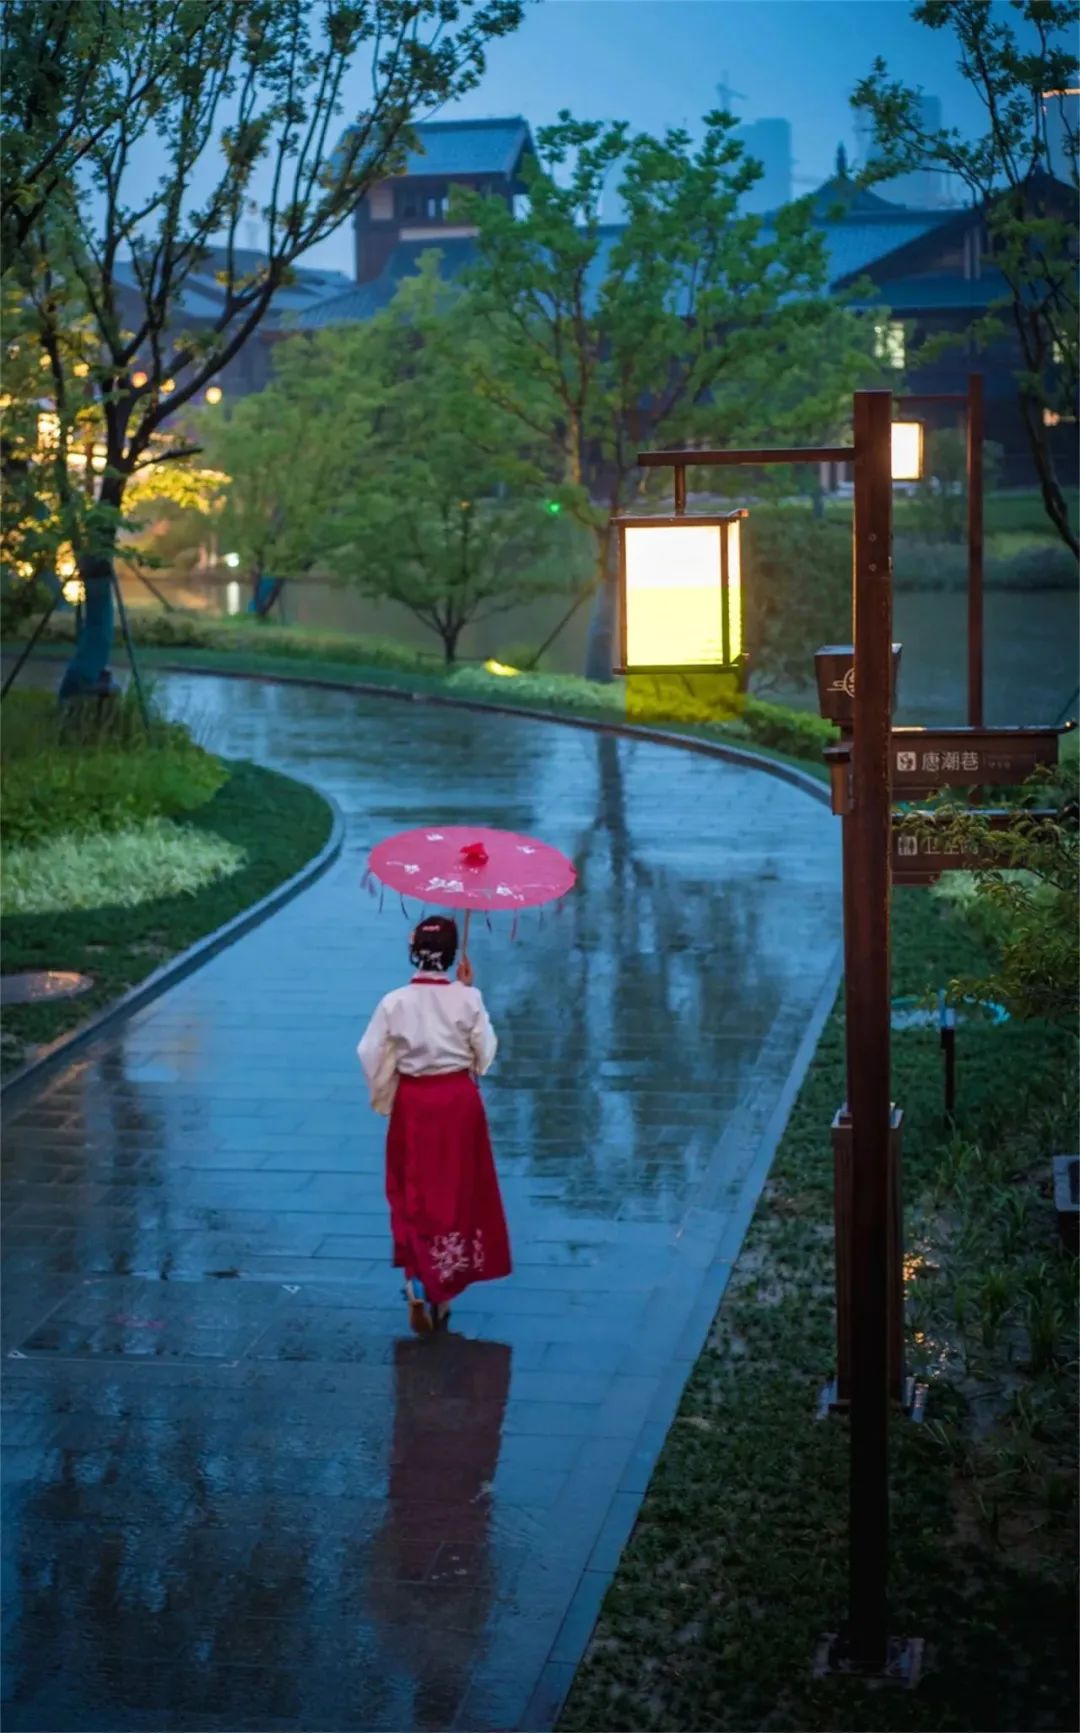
[367,825,576,913]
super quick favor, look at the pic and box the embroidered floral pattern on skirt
[385,1072,511,1304]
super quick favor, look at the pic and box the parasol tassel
[379,884,385,914]
[510,915,519,944]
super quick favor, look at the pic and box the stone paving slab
[2,674,840,1731]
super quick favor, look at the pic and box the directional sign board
[891,726,1064,796]
[892,807,1057,885]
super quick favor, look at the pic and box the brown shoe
[430,1303,452,1332]
[408,1297,433,1334]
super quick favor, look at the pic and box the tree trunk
[58,473,124,701]
[584,532,617,683]
[441,624,462,666]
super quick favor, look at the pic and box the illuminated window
[874,321,906,370]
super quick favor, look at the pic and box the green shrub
[928,786,1079,1025]
[1,688,226,847]
[40,608,440,672]
[744,513,851,695]
[894,535,1078,592]
[741,696,837,759]
[444,664,623,716]
[2,820,246,914]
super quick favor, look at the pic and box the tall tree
[3,0,523,699]
[203,260,572,663]
[1,0,181,267]
[853,0,1079,555]
[457,111,882,679]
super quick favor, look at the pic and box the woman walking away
[358,916,511,1334]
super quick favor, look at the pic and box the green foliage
[893,532,1079,592]
[203,261,575,663]
[2,0,525,690]
[927,791,1080,1026]
[457,110,885,674]
[2,820,246,915]
[444,664,624,715]
[2,760,331,1070]
[743,511,851,693]
[904,428,1004,544]
[853,1,1079,555]
[563,887,1078,1733]
[741,695,838,759]
[1,688,226,847]
[42,607,442,672]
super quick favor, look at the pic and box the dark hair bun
[409,915,459,972]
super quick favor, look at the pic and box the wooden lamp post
[625,395,920,1682]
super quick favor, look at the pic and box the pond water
[123,574,1079,727]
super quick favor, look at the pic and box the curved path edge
[525,941,844,1730]
[125,655,833,808]
[1,783,346,1107]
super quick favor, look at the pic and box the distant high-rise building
[855,94,945,208]
[736,118,792,212]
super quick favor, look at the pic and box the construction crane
[715,74,747,110]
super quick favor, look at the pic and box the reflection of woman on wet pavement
[358,916,512,1333]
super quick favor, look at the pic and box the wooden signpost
[626,394,1080,1688]
[891,806,1060,886]
[890,726,1064,796]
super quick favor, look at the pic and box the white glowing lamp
[223,551,241,569]
[891,420,924,482]
[616,511,746,672]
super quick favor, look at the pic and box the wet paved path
[2,675,840,1732]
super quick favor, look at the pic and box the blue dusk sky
[294,0,994,271]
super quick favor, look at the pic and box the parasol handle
[457,909,473,985]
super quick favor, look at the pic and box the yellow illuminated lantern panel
[618,513,744,670]
[891,420,924,482]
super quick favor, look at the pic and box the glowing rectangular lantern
[891,420,924,482]
[616,512,745,671]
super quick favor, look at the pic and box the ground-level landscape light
[484,659,520,677]
[616,510,746,673]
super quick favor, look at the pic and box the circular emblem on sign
[841,666,855,697]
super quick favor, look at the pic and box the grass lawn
[26,619,837,772]
[561,888,1078,1733]
[1,690,332,1073]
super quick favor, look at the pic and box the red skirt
[385,1071,511,1304]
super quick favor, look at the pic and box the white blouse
[357,974,498,1115]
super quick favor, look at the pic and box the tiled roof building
[119,120,1075,481]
